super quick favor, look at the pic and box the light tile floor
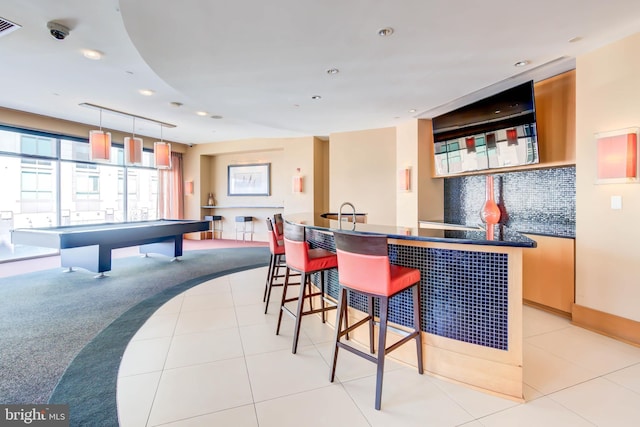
[117,267,640,427]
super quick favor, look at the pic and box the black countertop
[284,213,536,248]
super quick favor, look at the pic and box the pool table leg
[60,245,112,275]
[139,236,182,259]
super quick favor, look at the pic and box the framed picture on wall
[227,163,271,196]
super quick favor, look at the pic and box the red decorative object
[506,128,518,145]
[466,137,476,152]
[480,175,501,225]
[596,129,638,182]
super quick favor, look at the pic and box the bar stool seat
[330,231,423,411]
[276,221,338,354]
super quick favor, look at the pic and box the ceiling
[2,0,640,145]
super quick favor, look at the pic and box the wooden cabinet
[533,70,576,166]
[523,234,575,315]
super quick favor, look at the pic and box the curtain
[158,152,184,219]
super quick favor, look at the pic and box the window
[0,127,160,262]
[20,135,56,157]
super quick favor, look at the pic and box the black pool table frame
[10,219,210,276]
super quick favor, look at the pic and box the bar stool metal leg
[375,296,389,411]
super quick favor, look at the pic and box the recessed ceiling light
[169,101,183,108]
[139,89,155,96]
[196,111,208,116]
[514,60,529,67]
[311,95,322,100]
[377,27,394,37]
[82,49,103,60]
[326,68,339,75]
[408,109,417,113]
[568,36,582,43]
[210,115,223,119]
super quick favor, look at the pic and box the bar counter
[284,213,536,401]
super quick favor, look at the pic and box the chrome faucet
[338,202,356,229]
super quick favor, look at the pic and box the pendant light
[124,117,143,165]
[89,108,111,161]
[154,124,171,169]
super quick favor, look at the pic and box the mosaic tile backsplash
[444,166,576,237]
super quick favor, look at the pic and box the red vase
[480,175,501,225]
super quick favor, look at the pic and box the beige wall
[396,120,420,226]
[576,32,640,322]
[417,119,444,222]
[329,127,397,224]
[183,136,316,241]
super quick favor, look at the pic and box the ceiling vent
[0,17,21,38]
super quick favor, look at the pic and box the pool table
[10,219,210,276]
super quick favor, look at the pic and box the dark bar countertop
[284,213,536,248]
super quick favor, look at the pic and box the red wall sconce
[506,128,518,145]
[398,167,411,192]
[466,137,476,152]
[292,168,304,193]
[596,128,638,183]
[184,180,194,195]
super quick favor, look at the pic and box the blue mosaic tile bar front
[306,229,510,351]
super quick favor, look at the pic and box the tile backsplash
[444,166,575,237]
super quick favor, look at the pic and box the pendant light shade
[89,108,111,161]
[125,136,143,165]
[125,117,143,165]
[89,129,111,161]
[154,141,171,169]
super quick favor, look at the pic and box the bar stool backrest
[283,221,309,271]
[333,231,392,295]
[266,218,283,252]
[273,213,284,239]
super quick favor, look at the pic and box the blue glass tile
[444,166,575,237]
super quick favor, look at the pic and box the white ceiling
[1,0,640,145]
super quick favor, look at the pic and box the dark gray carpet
[0,247,269,426]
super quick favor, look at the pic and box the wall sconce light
[292,168,304,193]
[154,125,171,169]
[398,167,411,192]
[466,137,476,152]
[124,117,143,165]
[486,133,496,149]
[596,128,639,183]
[184,180,194,195]
[89,108,111,161]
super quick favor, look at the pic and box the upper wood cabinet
[533,70,576,166]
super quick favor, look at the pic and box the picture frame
[227,163,271,196]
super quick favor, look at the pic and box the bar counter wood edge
[285,213,537,402]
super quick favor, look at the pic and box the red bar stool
[263,217,290,313]
[276,221,338,354]
[330,231,423,410]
